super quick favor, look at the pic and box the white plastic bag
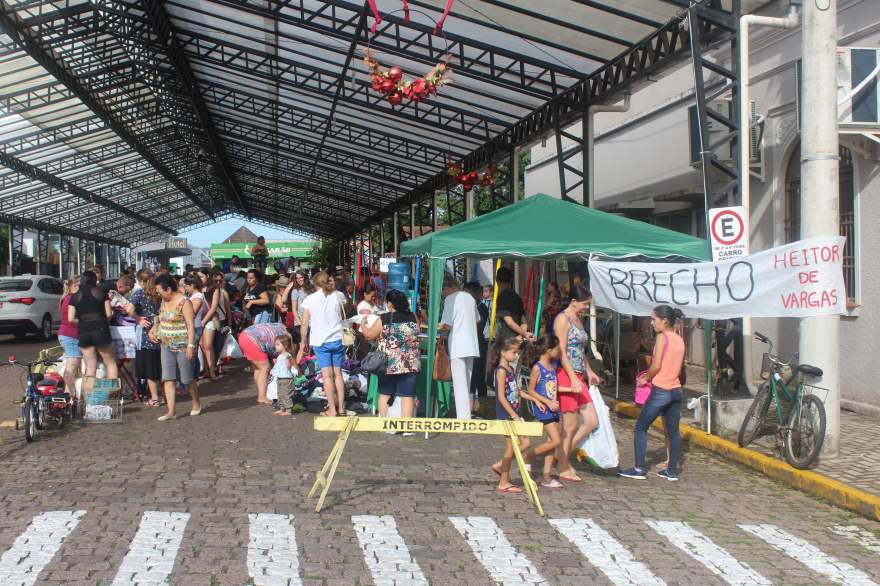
[220,334,243,360]
[576,385,619,469]
[267,377,278,401]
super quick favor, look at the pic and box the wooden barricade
[309,416,545,515]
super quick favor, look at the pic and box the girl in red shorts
[553,286,601,483]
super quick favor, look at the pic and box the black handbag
[361,347,386,374]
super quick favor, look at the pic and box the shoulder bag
[433,337,453,381]
[362,313,390,374]
[337,295,356,347]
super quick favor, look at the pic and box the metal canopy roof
[0,0,739,244]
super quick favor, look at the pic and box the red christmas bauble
[380,79,396,93]
[467,170,479,183]
[388,67,403,82]
[388,92,403,105]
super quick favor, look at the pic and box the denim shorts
[58,335,81,359]
[314,340,345,370]
[378,373,417,398]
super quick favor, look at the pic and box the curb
[611,400,880,522]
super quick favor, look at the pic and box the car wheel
[36,314,52,342]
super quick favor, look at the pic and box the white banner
[589,236,847,319]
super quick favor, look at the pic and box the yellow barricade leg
[309,416,356,512]
[505,421,544,517]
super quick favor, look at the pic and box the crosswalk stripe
[550,518,665,586]
[352,515,428,586]
[111,511,190,586]
[647,520,769,585]
[831,525,880,554]
[740,524,879,586]
[247,513,303,586]
[450,516,547,585]
[0,510,86,586]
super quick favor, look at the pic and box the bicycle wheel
[24,400,36,443]
[36,401,46,430]
[738,382,772,447]
[783,394,826,469]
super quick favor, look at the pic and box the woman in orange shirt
[619,305,686,482]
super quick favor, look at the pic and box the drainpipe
[739,3,800,390]
[587,94,631,361]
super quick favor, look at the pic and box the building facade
[524,0,880,411]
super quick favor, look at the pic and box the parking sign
[708,206,749,262]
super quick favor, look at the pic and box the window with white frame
[784,144,858,306]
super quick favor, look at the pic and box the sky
[178,219,308,249]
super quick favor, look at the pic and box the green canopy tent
[398,193,711,419]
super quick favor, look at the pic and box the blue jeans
[253,311,271,325]
[633,386,683,474]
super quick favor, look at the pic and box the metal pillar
[688,0,742,213]
[553,109,589,205]
[11,225,24,275]
[689,0,749,404]
[409,203,416,241]
[392,212,399,256]
[431,191,438,232]
[510,148,522,291]
[800,0,840,456]
[5,223,12,276]
[57,234,63,278]
[34,229,42,275]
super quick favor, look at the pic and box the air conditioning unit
[688,99,761,166]
[837,47,879,125]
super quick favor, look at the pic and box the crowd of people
[54,249,686,486]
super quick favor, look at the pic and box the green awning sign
[210,241,315,260]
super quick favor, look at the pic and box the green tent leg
[367,374,379,412]
[424,257,446,423]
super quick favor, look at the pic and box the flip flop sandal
[541,479,565,489]
[496,485,523,494]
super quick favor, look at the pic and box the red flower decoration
[364,49,452,106]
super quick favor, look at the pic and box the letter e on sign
[709,206,749,262]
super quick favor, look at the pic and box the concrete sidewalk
[608,377,880,520]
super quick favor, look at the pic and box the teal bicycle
[737,332,827,469]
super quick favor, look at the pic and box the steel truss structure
[1,0,741,248]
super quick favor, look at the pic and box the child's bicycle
[737,332,827,469]
[4,354,75,443]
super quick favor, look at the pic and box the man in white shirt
[298,272,348,416]
[439,275,480,420]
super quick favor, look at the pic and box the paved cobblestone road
[0,360,878,585]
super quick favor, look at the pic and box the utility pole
[799,0,840,456]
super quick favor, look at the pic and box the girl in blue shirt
[524,334,564,489]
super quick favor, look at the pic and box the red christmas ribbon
[367,0,381,33]
[434,0,454,34]
[368,0,451,34]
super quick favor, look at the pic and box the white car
[0,274,64,341]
